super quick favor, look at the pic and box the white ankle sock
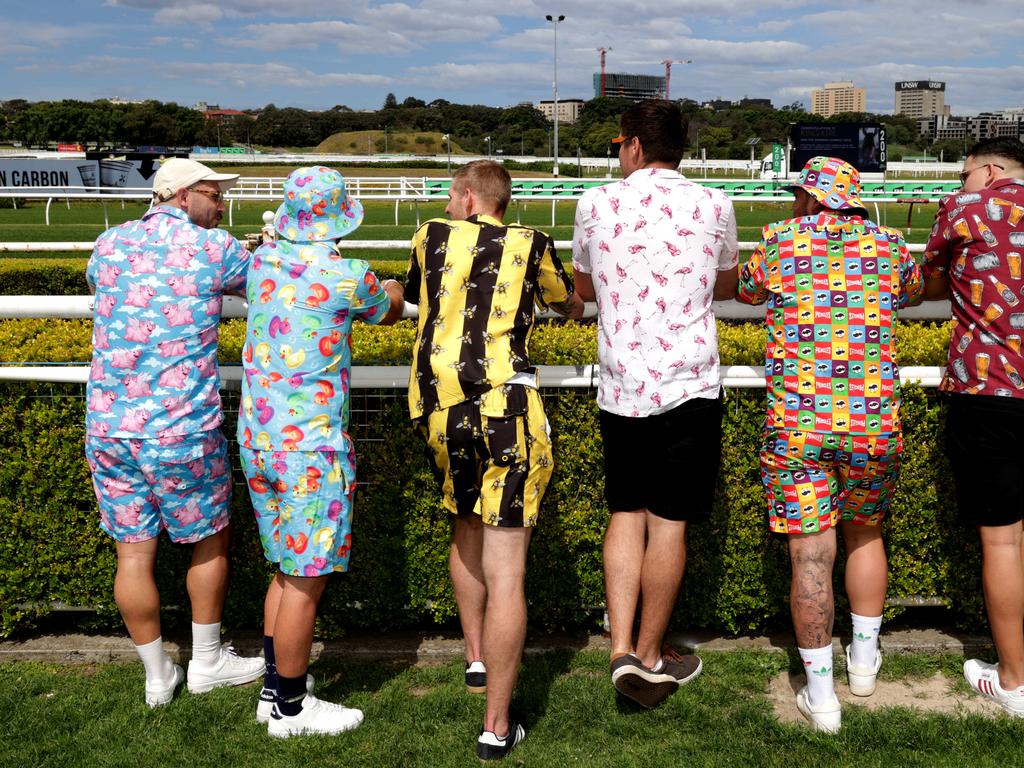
[849,613,882,669]
[135,637,174,683]
[798,644,835,705]
[191,622,222,664]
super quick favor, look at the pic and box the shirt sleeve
[220,234,251,294]
[897,240,924,308]
[535,236,573,310]
[571,192,594,275]
[737,240,770,305]
[351,263,392,325]
[404,225,426,305]
[921,196,955,279]
[717,198,740,270]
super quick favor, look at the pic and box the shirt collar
[465,213,503,226]
[143,203,190,223]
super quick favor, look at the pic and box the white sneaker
[964,659,1024,717]
[267,694,364,738]
[795,685,841,734]
[187,644,264,693]
[145,664,184,708]
[256,674,315,724]
[845,644,882,697]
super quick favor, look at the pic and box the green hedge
[0,312,984,639]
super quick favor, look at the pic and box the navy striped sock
[263,635,277,691]
[276,673,308,717]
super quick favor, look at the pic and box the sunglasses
[610,136,632,154]
[959,163,1004,186]
[189,187,225,203]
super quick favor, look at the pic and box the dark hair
[619,101,688,166]
[967,137,1024,168]
[452,159,511,213]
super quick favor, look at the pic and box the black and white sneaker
[610,653,677,709]
[476,718,526,761]
[465,660,486,694]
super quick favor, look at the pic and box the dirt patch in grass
[768,670,1005,724]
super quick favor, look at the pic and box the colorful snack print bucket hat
[275,166,363,242]
[785,155,867,214]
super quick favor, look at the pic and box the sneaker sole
[466,684,487,694]
[188,668,264,694]
[611,670,677,709]
[847,671,877,697]
[268,716,364,739]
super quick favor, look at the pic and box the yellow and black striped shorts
[416,384,553,527]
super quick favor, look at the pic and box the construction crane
[597,47,613,97]
[662,59,692,100]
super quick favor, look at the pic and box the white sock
[850,612,882,669]
[191,621,222,664]
[798,644,835,705]
[135,637,174,683]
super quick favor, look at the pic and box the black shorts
[598,394,724,522]
[946,393,1024,527]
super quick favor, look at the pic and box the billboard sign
[791,122,886,173]
[0,151,188,195]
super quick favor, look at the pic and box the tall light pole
[545,14,565,177]
[484,135,491,157]
[443,133,451,176]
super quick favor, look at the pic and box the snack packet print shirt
[86,204,249,440]
[572,168,739,416]
[238,240,390,453]
[738,213,923,435]
[922,179,1024,397]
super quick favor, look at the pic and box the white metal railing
[0,364,944,389]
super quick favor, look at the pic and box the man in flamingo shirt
[571,100,739,708]
[86,158,263,708]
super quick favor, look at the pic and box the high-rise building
[810,81,866,117]
[536,99,585,124]
[895,81,948,119]
[593,73,666,101]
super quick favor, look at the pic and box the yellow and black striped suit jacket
[406,214,573,419]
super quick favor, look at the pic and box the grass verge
[0,649,1017,768]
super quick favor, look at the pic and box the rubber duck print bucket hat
[274,165,363,242]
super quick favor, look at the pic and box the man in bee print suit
[238,166,404,737]
[404,159,581,760]
[738,156,923,733]
[921,137,1024,717]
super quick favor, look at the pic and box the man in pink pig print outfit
[85,158,264,708]
[571,100,739,708]
[238,166,404,738]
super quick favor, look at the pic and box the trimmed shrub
[0,315,985,638]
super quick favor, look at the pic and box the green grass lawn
[0,197,942,266]
[0,650,1017,767]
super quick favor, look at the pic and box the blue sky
[4,1,1022,115]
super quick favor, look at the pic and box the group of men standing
[84,104,1024,758]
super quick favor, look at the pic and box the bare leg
[186,526,231,624]
[840,521,887,617]
[788,528,837,649]
[979,522,1024,689]
[264,571,286,636]
[450,515,485,664]
[634,514,687,668]
[603,510,645,659]
[114,538,161,645]
[481,526,532,737]
[270,573,329,678]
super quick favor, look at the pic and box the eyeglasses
[189,187,225,203]
[611,135,632,154]
[959,163,1004,186]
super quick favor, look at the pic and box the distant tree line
[0,94,938,160]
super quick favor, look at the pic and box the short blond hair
[452,160,511,214]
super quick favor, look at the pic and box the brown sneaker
[659,645,703,687]
[609,653,676,709]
